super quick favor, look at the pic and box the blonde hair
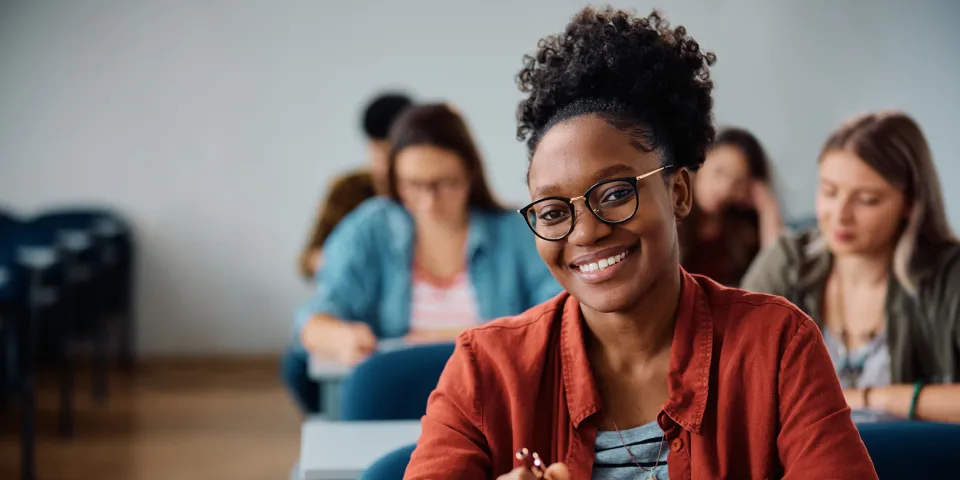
[820,111,957,294]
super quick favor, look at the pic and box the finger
[543,463,570,480]
[497,467,537,480]
[353,323,378,345]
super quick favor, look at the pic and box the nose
[567,200,613,246]
[837,196,856,225]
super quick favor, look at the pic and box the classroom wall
[1,0,958,354]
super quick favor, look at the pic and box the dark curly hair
[516,7,716,175]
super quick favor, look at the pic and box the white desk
[299,418,422,480]
[308,339,413,419]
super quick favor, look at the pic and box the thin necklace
[612,420,666,480]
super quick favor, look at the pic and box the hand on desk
[303,315,377,365]
[498,463,569,480]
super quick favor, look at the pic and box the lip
[567,245,635,285]
[568,245,634,267]
[832,231,856,242]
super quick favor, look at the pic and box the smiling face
[527,115,693,313]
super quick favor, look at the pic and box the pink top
[409,262,481,332]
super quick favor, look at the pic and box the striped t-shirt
[408,263,481,332]
[593,420,669,480]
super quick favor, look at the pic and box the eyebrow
[532,163,638,199]
[819,177,889,194]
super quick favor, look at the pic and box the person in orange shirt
[404,7,877,480]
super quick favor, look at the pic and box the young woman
[680,128,783,285]
[283,103,561,413]
[742,111,960,424]
[404,7,875,480]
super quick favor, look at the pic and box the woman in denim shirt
[283,104,562,413]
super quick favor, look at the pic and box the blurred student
[283,103,562,413]
[743,111,960,424]
[298,92,413,280]
[680,127,783,285]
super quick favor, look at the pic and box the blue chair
[0,214,37,480]
[360,443,416,480]
[858,421,960,477]
[340,343,455,421]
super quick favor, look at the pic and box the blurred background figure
[284,104,560,414]
[680,127,783,286]
[298,92,413,281]
[743,111,960,424]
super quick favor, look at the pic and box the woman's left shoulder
[702,279,813,344]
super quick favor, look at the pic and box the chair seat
[858,421,960,477]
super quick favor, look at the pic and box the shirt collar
[560,267,714,434]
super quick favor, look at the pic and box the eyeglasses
[397,177,466,195]
[517,165,672,241]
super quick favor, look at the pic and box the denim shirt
[291,197,562,353]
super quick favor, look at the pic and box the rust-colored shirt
[405,270,877,479]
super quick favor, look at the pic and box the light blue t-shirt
[291,198,562,354]
[593,421,669,480]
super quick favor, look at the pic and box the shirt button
[671,438,684,452]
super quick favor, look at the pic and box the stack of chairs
[0,206,136,480]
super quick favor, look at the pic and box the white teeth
[575,250,629,273]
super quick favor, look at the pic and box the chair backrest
[858,421,960,477]
[360,443,416,480]
[340,343,455,421]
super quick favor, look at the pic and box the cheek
[534,240,564,269]
[859,205,903,236]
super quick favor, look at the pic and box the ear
[671,167,694,220]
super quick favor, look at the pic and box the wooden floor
[0,357,301,480]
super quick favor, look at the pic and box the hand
[497,463,569,480]
[333,321,377,365]
[302,316,377,365]
[748,180,779,214]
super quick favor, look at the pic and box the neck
[832,250,892,287]
[415,212,470,236]
[583,266,682,369]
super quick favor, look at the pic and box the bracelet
[862,387,872,409]
[907,381,923,420]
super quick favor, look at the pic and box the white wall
[1,0,958,354]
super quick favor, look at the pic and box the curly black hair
[516,7,716,173]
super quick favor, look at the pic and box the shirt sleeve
[740,234,797,298]
[922,245,960,378]
[290,199,384,353]
[404,333,491,480]
[777,316,879,479]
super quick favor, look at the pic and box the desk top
[299,419,422,480]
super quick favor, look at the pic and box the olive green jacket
[741,230,960,384]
